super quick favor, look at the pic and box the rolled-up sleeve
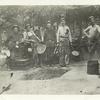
[22,32,27,40]
[56,27,60,42]
[97,25,100,33]
[68,27,72,42]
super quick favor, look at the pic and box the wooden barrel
[87,60,99,75]
[0,53,7,66]
[8,42,33,68]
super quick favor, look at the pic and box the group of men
[1,15,100,67]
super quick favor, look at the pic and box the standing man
[57,19,72,67]
[34,26,45,67]
[22,24,41,67]
[44,21,56,66]
[53,22,58,32]
[1,31,7,46]
[83,16,100,60]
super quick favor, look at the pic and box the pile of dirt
[22,67,70,80]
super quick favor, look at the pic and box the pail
[0,53,7,66]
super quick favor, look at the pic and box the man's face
[34,26,39,31]
[47,23,51,28]
[90,18,95,25]
[26,25,31,31]
[13,27,19,33]
[53,22,57,27]
[61,20,65,26]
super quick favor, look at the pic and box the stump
[87,60,99,75]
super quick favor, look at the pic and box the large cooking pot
[14,42,33,59]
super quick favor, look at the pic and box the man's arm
[83,26,90,38]
[30,31,41,42]
[68,27,72,43]
[56,27,60,43]
[43,29,47,43]
[40,29,45,42]
[96,25,100,33]
[22,32,28,40]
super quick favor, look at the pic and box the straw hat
[72,50,79,56]
[12,25,20,31]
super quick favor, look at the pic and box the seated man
[7,25,22,59]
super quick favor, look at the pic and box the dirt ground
[0,61,100,94]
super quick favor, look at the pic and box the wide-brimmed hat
[12,25,20,30]
[60,14,65,18]
[88,16,95,20]
[25,24,31,29]
[47,20,51,25]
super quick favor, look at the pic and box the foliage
[0,5,100,35]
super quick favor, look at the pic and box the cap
[47,20,51,24]
[88,16,95,20]
[12,25,20,30]
[60,14,65,18]
[25,24,31,29]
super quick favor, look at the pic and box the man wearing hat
[56,19,72,67]
[83,16,100,60]
[44,21,56,66]
[34,26,46,67]
[1,31,8,47]
[22,24,33,40]
[7,25,21,59]
[22,24,42,67]
[22,24,41,42]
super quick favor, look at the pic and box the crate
[87,60,99,75]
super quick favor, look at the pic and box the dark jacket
[44,27,56,42]
[44,27,56,47]
[7,32,21,50]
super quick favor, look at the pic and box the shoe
[60,64,66,67]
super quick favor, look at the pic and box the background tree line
[0,5,100,38]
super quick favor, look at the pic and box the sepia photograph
[0,5,100,95]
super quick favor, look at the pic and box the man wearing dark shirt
[44,21,56,66]
[7,25,21,59]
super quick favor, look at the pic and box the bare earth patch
[22,67,69,80]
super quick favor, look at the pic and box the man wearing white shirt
[22,24,40,42]
[22,24,41,67]
[56,19,72,67]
